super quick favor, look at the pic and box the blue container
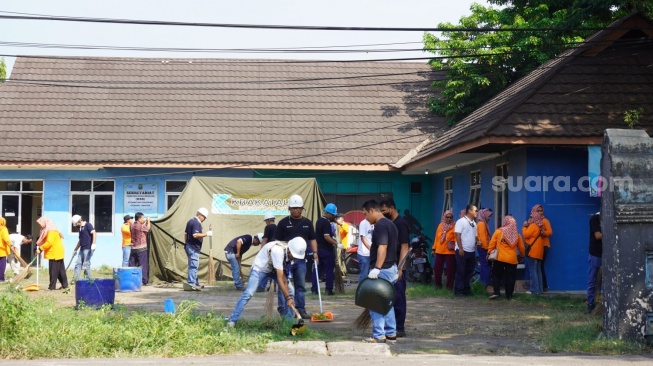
[113,267,142,292]
[75,279,115,309]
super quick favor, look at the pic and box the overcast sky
[0,0,487,75]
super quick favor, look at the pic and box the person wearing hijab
[522,205,551,294]
[476,208,493,291]
[534,204,553,291]
[431,210,457,290]
[488,215,525,300]
[0,218,12,282]
[36,217,69,290]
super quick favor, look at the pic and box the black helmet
[355,278,396,315]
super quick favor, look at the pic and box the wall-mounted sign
[124,183,158,217]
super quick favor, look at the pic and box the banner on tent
[212,194,289,215]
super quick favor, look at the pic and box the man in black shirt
[362,199,399,344]
[311,203,339,296]
[380,198,410,338]
[587,212,602,313]
[273,194,317,319]
[224,234,262,290]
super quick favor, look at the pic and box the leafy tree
[424,0,653,124]
[0,57,6,83]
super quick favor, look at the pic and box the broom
[264,281,277,317]
[11,256,38,285]
[334,242,346,294]
[10,246,33,279]
[207,224,215,285]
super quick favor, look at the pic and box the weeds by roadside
[0,286,335,359]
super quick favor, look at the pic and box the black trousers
[49,259,69,290]
[129,249,149,285]
[492,260,516,299]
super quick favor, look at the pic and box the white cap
[263,212,275,221]
[197,207,209,218]
[256,232,264,241]
[71,215,82,226]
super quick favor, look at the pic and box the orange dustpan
[25,253,40,292]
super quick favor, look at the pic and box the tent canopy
[149,177,325,283]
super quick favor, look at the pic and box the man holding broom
[311,203,339,297]
[362,199,399,344]
[227,237,307,328]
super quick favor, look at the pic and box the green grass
[0,286,338,359]
[405,282,652,355]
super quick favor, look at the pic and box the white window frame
[443,176,453,215]
[494,164,509,230]
[70,180,115,234]
[469,171,481,208]
[165,180,188,211]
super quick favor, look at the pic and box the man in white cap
[184,207,211,290]
[224,233,263,290]
[227,237,306,328]
[71,214,96,282]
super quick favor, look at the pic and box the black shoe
[277,306,285,316]
[299,310,311,320]
[311,290,318,295]
[236,286,245,291]
[587,303,596,314]
[326,290,335,296]
[256,287,266,293]
[396,329,406,338]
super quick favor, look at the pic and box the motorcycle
[345,243,360,274]
[405,235,433,284]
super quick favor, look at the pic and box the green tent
[149,177,325,283]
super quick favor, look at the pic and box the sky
[0,0,487,76]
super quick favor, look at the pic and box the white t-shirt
[251,241,286,273]
[454,217,477,253]
[9,233,23,250]
[357,219,373,257]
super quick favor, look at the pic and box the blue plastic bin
[75,278,115,309]
[114,267,143,292]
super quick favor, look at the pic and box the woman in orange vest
[476,208,493,291]
[522,205,550,294]
[534,204,553,291]
[0,218,11,282]
[36,217,69,290]
[431,210,456,290]
[488,215,525,300]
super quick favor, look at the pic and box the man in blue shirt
[71,214,96,282]
[224,233,262,290]
[184,207,211,290]
[273,194,317,319]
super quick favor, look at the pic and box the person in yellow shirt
[476,208,493,291]
[35,217,69,290]
[334,214,350,281]
[431,210,456,290]
[0,217,12,282]
[121,214,133,267]
[488,215,525,300]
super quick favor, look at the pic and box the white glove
[206,231,213,237]
[337,243,344,249]
[91,244,97,251]
[368,268,380,279]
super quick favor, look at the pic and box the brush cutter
[289,305,307,336]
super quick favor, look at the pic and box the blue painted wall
[430,147,599,291]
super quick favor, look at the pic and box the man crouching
[227,237,306,328]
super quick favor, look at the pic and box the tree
[424,0,653,124]
[0,57,6,83]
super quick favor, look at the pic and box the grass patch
[0,286,338,359]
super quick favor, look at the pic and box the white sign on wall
[124,183,158,216]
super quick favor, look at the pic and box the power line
[0,13,619,32]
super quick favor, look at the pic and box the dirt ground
[15,272,574,356]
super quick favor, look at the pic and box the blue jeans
[230,269,291,323]
[454,250,476,295]
[185,245,200,286]
[73,249,93,281]
[477,247,491,286]
[122,246,131,267]
[226,252,244,289]
[357,254,371,284]
[278,259,307,313]
[526,256,542,294]
[587,255,602,306]
[370,265,398,340]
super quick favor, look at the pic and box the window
[70,180,114,233]
[443,176,453,215]
[165,181,188,210]
[469,171,481,208]
[494,164,509,230]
